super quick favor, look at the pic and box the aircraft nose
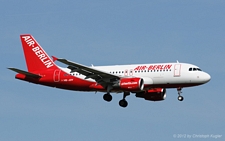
[202,72,211,83]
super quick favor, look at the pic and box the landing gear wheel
[178,96,184,101]
[177,87,184,101]
[119,99,128,108]
[103,93,112,102]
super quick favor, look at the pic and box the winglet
[52,56,58,62]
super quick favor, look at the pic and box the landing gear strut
[119,92,130,108]
[177,87,184,101]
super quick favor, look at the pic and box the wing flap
[8,68,41,79]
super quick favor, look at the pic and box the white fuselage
[60,62,211,89]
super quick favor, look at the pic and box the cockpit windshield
[188,67,202,71]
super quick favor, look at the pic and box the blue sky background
[1,1,224,141]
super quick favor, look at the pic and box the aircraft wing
[56,58,120,86]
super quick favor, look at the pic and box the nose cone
[202,72,211,83]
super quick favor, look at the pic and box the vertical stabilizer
[20,34,58,72]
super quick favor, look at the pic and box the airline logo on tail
[22,36,54,68]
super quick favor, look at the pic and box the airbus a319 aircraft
[9,34,211,108]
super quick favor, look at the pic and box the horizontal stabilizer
[8,68,41,78]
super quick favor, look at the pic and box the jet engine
[116,77,144,92]
[136,88,166,101]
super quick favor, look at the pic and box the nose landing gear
[178,95,184,101]
[177,87,184,101]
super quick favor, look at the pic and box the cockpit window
[189,67,202,71]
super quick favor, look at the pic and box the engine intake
[136,88,166,101]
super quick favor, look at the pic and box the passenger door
[174,64,181,77]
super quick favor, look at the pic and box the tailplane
[8,68,41,78]
[20,34,58,72]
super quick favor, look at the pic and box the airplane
[8,34,211,108]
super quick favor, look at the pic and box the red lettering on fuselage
[134,64,172,71]
[134,66,147,71]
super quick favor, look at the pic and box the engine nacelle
[118,77,144,92]
[136,88,166,101]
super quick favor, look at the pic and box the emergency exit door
[54,69,61,82]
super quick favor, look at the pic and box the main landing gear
[119,92,130,108]
[103,93,112,102]
[103,92,130,108]
[103,85,113,102]
[177,87,184,101]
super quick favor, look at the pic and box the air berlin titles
[22,36,54,68]
[121,81,138,86]
[134,64,172,71]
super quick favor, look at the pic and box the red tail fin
[20,34,58,72]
